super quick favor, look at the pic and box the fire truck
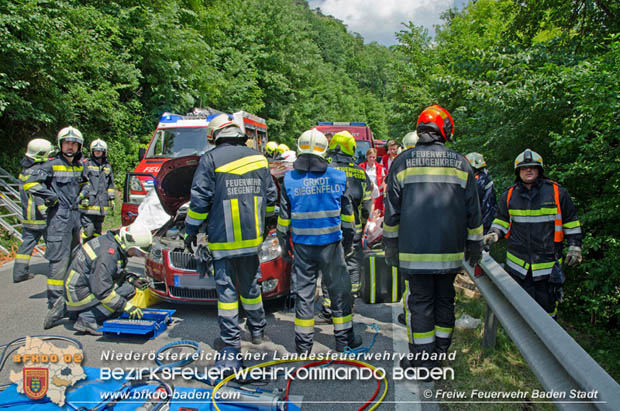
[121,108,268,226]
[312,121,386,163]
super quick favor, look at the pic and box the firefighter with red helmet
[484,149,582,318]
[384,105,482,374]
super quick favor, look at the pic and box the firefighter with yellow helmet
[317,130,372,323]
[265,141,279,159]
[484,149,582,318]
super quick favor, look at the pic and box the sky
[307,0,469,45]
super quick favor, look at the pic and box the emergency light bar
[316,121,367,126]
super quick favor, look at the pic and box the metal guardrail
[462,253,620,411]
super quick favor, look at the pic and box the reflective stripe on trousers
[292,242,353,352]
[214,255,265,348]
[13,227,45,282]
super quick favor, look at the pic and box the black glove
[184,233,197,253]
[195,245,213,278]
[385,246,399,268]
[464,243,482,266]
[278,234,293,263]
[132,278,150,290]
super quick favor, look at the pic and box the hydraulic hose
[285,359,383,411]
[211,357,388,411]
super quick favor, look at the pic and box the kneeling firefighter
[318,131,372,322]
[277,129,361,354]
[79,139,115,241]
[44,224,152,333]
[184,114,277,370]
[13,138,55,283]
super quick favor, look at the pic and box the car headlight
[258,233,281,263]
[261,278,278,293]
[149,239,163,264]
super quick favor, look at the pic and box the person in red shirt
[381,140,399,173]
[360,148,385,216]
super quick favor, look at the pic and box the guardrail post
[482,303,498,348]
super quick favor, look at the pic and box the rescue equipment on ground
[99,308,175,339]
[361,249,404,304]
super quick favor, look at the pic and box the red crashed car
[146,155,291,303]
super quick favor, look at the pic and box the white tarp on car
[132,189,170,232]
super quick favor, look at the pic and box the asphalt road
[0,256,438,411]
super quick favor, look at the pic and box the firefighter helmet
[297,129,328,158]
[25,138,53,162]
[416,105,454,141]
[465,152,486,169]
[328,130,357,157]
[119,223,152,251]
[514,149,543,171]
[90,139,108,153]
[402,131,418,149]
[207,114,244,143]
[57,126,83,147]
[276,143,290,155]
[266,141,278,156]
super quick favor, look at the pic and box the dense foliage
[1,0,618,326]
[389,0,620,327]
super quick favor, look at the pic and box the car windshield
[355,141,372,164]
[146,127,213,159]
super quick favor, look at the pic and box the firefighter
[276,143,290,157]
[184,114,277,368]
[384,105,482,373]
[45,224,152,334]
[277,129,361,354]
[466,152,497,233]
[79,139,115,242]
[318,131,372,323]
[37,127,86,315]
[12,139,55,283]
[402,131,418,150]
[484,149,582,318]
[265,141,278,159]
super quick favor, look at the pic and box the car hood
[155,155,200,216]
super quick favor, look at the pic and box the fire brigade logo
[23,368,49,400]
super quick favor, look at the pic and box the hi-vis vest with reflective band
[491,179,582,279]
[40,156,85,209]
[18,161,49,230]
[79,157,115,216]
[185,144,277,259]
[328,152,373,240]
[382,143,483,275]
[64,231,129,312]
[278,166,351,245]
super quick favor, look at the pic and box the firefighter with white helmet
[277,129,361,354]
[184,113,277,371]
[465,152,497,233]
[34,126,86,327]
[79,139,115,241]
[402,131,418,149]
[484,149,582,318]
[12,139,55,283]
[44,223,153,333]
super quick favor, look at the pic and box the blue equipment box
[99,308,175,339]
